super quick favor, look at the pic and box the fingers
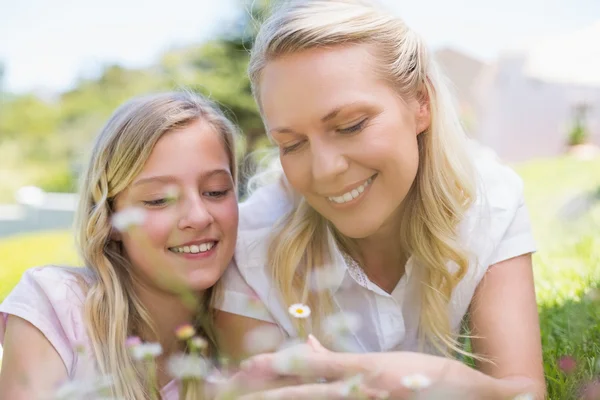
[235,381,349,400]
[307,334,329,353]
[241,349,354,381]
[236,380,390,400]
[211,374,304,400]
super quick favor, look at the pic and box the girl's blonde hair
[248,0,476,356]
[74,91,238,399]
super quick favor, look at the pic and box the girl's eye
[204,190,230,198]
[142,198,168,207]
[281,141,305,155]
[338,118,368,134]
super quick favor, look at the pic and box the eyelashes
[281,118,369,155]
[338,118,368,134]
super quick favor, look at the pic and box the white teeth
[328,177,373,204]
[170,242,215,254]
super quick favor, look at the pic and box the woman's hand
[220,335,541,399]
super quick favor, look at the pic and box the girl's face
[113,119,238,293]
[259,45,430,239]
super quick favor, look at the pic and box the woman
[215,0,545,398]
[0,91,240,399]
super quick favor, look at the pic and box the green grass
[0,155,599,398]
[0,230,80,302]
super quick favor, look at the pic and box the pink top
[0,266,178,399]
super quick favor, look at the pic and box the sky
[1,0,599,94]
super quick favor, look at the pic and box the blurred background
[0,0,599,397]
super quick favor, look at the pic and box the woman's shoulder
[239,179,295,232]
[461,144,535,271]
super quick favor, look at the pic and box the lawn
[0,155,599,399]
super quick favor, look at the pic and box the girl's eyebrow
[132,169,231,187]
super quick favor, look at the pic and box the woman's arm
[468,253,546,397]
[232,255,545,399]
[0,315,67,399]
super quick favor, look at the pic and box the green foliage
[569,121,588,146]
[567,104,590,146]
[0,1,279,199]
[34,163,77,193]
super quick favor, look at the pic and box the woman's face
[113,119,238,293]
[259,45,430,239]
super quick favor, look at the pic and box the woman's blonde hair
[73,91,238,399]
[248,0,476,357]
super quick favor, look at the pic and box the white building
[435,21,600,162]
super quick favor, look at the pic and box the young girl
[0,91,240,399]
[216,0,545,398]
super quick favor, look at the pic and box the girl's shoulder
[0,266,96,376]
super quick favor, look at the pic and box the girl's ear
[110,228,122,242]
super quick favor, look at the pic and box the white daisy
[271,342,308,375]
[167,354,210,379]
[190,336,208,351]
[129,342,162,361]
[112,207,147,232]
[513,394,535,400]
[339,373,364,397]
[323,312,361,337]
[288,303,311,319]
[400,373,432,391]
[244,324,282,354]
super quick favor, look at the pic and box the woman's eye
[338,118,368,134]
[281,141,304,155]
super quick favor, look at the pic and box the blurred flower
[288,303,311,319]
[167,353,210,379]
[190,336,208,352]
[585,287,600,302]
[175,323,196,341]
[73,340,86,355]
[52,375,115,400]
[401,373,432,391]
[558,355,577,374]
[581,379,600,400]
[164,185,180,202]
[244,324,282,354]
[129,342,162,361]
[323,311,361,337]
[125,336,142,348]
[271,343,308,375]
[112,207,146,232]
[309,266,341,292]
[247,293,266,312]
[339,373,363,397]
[512,393,535,400]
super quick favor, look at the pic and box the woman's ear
[415,95,431,135]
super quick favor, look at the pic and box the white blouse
[217,148,536,353]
